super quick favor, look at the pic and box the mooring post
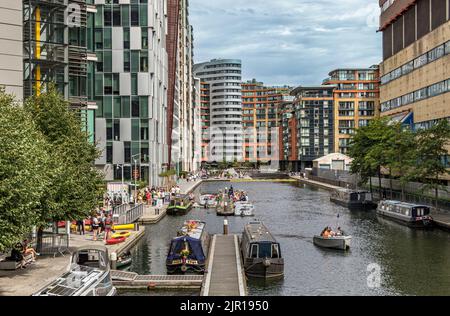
[110,252,117,270]
[224,217,229,235]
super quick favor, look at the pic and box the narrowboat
[240,220,284,279]
[166,220,210,274]
[167,194,194,215]
[377,200,434,228]
[330,189,377,211]
[33,246,117,296]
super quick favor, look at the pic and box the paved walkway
[291,176,341,191]
[0,226,145,296]
[201,235,246,296]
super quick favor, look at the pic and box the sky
[189,0,382,87]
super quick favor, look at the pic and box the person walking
[92,215,100,241]
[104,214,113,241]
[76,219,85,235]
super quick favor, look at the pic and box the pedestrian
[92,215,100,241]
[104,214,113,241]
[76,219,85,235]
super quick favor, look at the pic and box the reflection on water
[127,181,450,296]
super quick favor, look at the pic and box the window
[96,51,103,72]
[94,29,103,49]
[121,5,129,27]
[140,51,148,72]
[428,45,445,62]
[123,28,130,49]
[113,119,120,141]
[139,4,148,26]
[140,120,149,141]
[124,51,130,72]
[113,5,121,26]
[413,53,428,68]
[124,142,131,163]
[104,97,112,118]
[250,244,258,258]
[104,6,112,26]
[121,97,130,118]
[140,142,149,162]
[141,28,148,49]
[139,97,148,118]
[95,6,103,27]
[401,61,414,75]
[103,51,112,72]
[104,74,112,95]
[131,119,140,141]
[95,96,103,118]
[446,41,450,55]
[113,97,121,118]
[414,87,428,101]
[104,28,112,49]
[131,5,139,26]
[131,97,140,117]
[95,74,103,96]
[131,51,140,72]
[106,143,113,164]
[131,73,138,95]
[113,73,120,95]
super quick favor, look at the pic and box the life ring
[111,231,131,239]
[106,237,126,245]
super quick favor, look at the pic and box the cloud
[190,0,382,86]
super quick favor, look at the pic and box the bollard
[110,252,117,270]
[134,223,139,231]
[223,218,229,235]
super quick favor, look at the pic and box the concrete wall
[0,1,23,101]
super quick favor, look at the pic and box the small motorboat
[116,252,132,269]
[313,235,352,251]
[234,202,255,216]
[199,194,217,208]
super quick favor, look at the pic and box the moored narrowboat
[330,189,377,211]
[166,220,210,274]
[240,220,284,279]
[377,200,434,228]
[167,194,194,215]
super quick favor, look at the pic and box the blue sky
[190,0,382,86]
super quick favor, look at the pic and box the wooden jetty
[111,270,203,290]
[200,235,247,296]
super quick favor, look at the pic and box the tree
[415,120,450,210]
[24,86,104,226]
[0,89,50,251]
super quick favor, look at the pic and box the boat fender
[263,258,271,267]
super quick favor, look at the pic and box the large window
[121,5,129,27]
[121,97,130,118]
[139,4,148,26]
[113,5,121,26]
[124,51,130,72]
[131,73,138,95]
[104,6,112,26]
[131,97,140,117]
[123,28,130,49]
[103,51,112,72]
[95,29,103,49]
[131,5,139,26]
[131,51,140,72]
[139,97,148,118]
[104,28,112,49]
[104,74,112,95]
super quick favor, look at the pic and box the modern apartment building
[199,81,211,162]
[171,0,195,173]
[0,1,23,100]
[279,102,298,171]
[288,86,335,171]
[323,67,380,154]
[192,77,202,171]
[92,0,169,186]
[194,59,243,163]
[379,0,450,128]
[241,80,291,163]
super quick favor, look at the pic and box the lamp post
[116,164,124,204]
[131,154,141,204]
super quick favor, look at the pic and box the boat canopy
[167,236,206,262]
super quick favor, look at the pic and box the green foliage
[24,86,104,223]
[0,89,50,251]
[159,169,177,178]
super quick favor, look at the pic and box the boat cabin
[330,189,376,210]
[169,194,191,208]
[166,221,209,274]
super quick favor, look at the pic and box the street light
[131,153,141,204]
[116,164,125,204]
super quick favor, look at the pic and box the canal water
[124,181,450,296]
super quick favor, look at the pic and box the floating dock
[200,234,247,296]
[111,270,203,290]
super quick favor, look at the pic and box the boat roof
[335,188,370,194]
[381,200,430,209]
[244,221,277,243]
[179,220,206,240]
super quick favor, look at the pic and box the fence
[112,203,144,225]
[38,233,70,257]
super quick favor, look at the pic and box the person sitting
[336,227,345,236]
[322,229,331,238]
[22,240,38,262]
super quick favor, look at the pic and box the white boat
[199,194,217,208]
[33,246,117,296]
[313,235,352,251]
[234,202,255,217]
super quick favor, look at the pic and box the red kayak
[106,237,126,245]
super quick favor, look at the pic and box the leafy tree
[0,89,50,251]
[415,120,450,210]
[24,86,103,226]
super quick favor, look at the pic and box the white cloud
[190,0,382,86]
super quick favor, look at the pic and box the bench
[0,253,34,270]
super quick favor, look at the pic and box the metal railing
[38,233,70,258]
[113,203,144,225]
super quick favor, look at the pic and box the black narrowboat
[166,220,210,274]
[240,220,284,279]
[330,189,377,211]
[377,200,434,228]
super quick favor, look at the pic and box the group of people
[141,186,181,207]
[6,239,39,269]
[75,209,114,242]
[320,226,345,238]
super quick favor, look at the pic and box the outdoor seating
[0,253,34,271]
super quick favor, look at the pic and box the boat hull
[167,205,192,215]
[330,197,377,211]
[313,236,351,250]
[376,210,434,229]
[166,263,206,275]
[243,258,284,279]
